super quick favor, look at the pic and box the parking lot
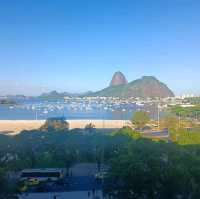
[26,176,102,193]
[19,190,103,199]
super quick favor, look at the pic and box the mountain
[92,76,174,98]
[39,90,66,99]
[110,71,128,86]
[39,90,93,99]
[0,99,17,105]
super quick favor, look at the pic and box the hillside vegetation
[92,76,174,98]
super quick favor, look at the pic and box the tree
[131,111,150,129]
[160,114,180,142]
[115,127,141,139]
[0,167,16,196]
[161,114,179,130]
[105,139,200,199]
[85,123,95,134]
[40,117,69,131]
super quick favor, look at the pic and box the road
[18,191,103,199]
[19,176,103,199]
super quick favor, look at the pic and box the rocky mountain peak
[110,71,128,86]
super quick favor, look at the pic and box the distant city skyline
[0,0,200,96]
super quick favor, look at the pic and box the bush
[40,117,69,131]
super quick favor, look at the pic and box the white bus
[20,168,66,182]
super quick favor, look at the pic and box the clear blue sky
[0,0,200,96]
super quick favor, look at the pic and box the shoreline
[0,119,131,135]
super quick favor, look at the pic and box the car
[27,178,40,186]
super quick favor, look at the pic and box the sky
[0,0,200,96]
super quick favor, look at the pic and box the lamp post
[157,104,160,130]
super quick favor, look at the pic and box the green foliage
[170,105,200,119]
[132,111,150,129]
[186,97,200,105]
[85,123,96,134]
[114,127,141,139]
[161,114,179,130]
[40,117,69,131]
[1,124,200,197]
[176,129,200,145]
[0,167,16,196]
[106,140,200,199]
[92,76,174,98]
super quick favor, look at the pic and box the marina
[0,97,170,120]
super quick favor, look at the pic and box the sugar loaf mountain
[39,71,174,99]
[92,71,174,98]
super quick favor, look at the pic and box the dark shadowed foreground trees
[1,127,200,198]
[105,138,200,199]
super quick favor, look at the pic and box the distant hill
[39,90,93,99]
[92,76,174,98]
[40,90,70,98]
[110,71,128,86]
[0,99,16,105]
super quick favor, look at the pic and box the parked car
[27,178,40,186]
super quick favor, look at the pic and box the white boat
[43,110,48,114]
[136,102,144,106]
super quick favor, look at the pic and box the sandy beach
[0,120,131,135]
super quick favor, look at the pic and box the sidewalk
[18,190,103,199]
